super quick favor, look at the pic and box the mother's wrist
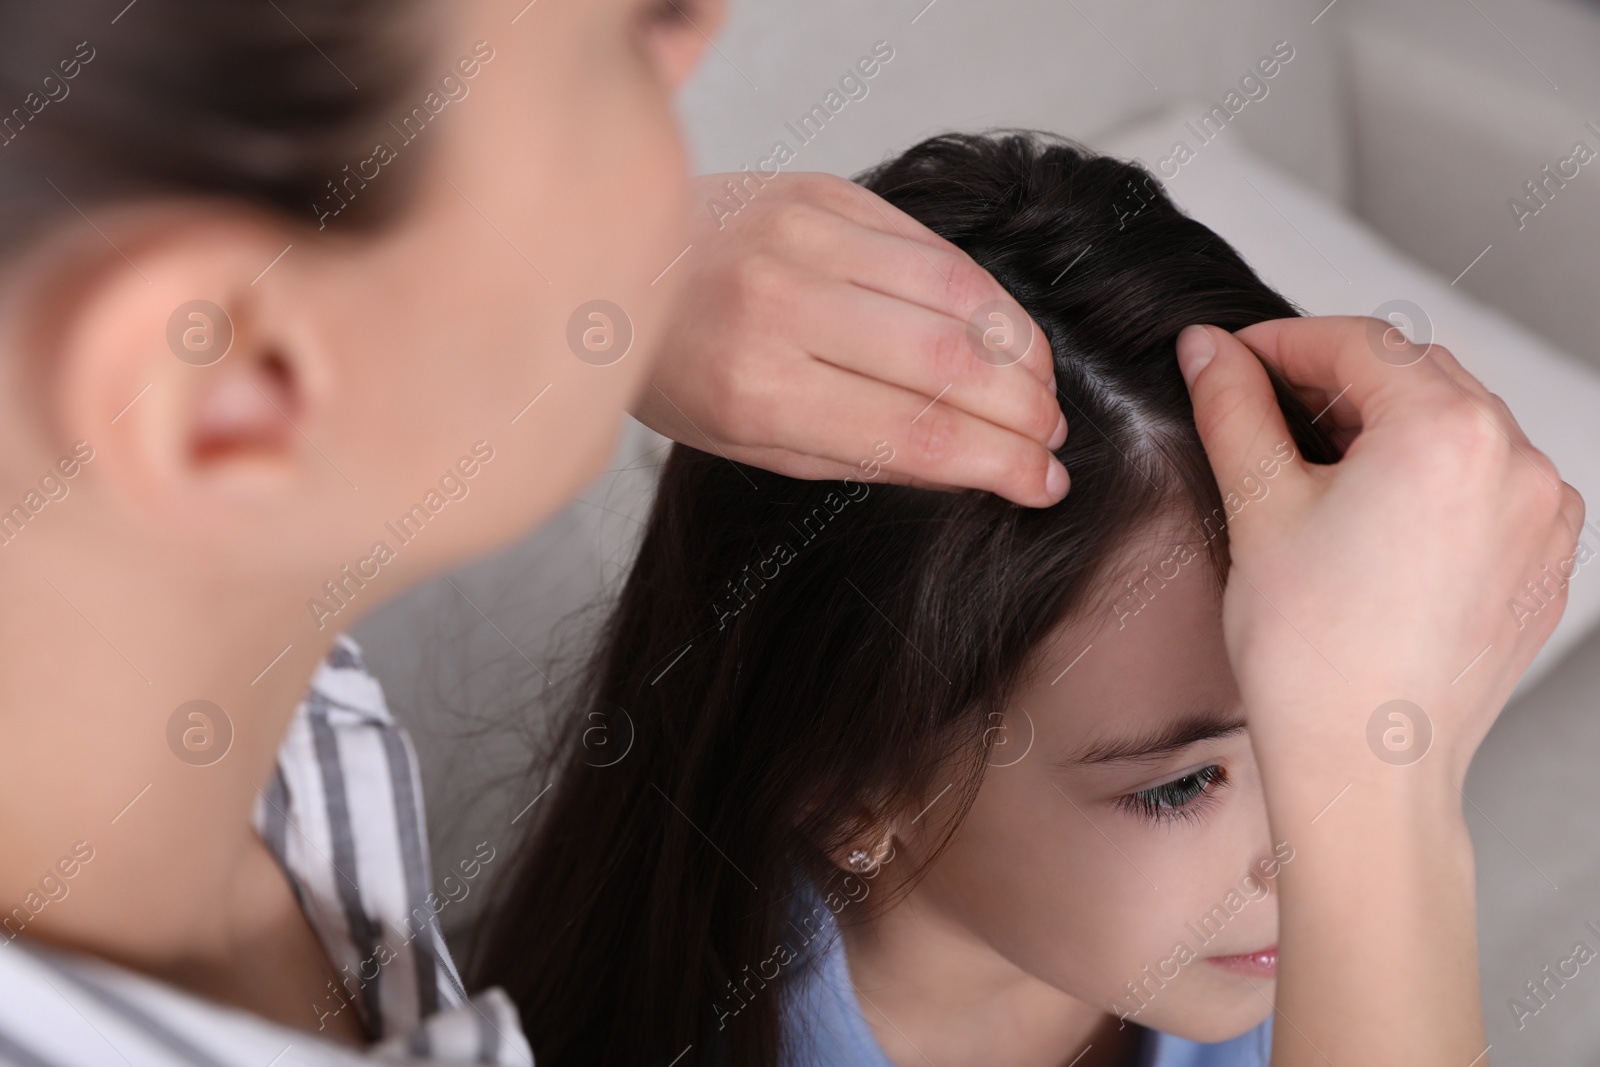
[1246,683,1482,780]
[1254,740,1472,835]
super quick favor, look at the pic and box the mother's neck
[0,530,341,976]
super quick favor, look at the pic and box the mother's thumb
[1177,324,1298,494]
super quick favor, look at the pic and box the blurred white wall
[677,0,1351,203]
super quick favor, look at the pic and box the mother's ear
[32,208,333,547]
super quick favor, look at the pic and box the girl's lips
[1206,946,1277,979]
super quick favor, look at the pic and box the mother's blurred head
[0,0,721,608]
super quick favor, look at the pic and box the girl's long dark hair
[473,131,1341,1067]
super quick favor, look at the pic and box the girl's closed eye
[1115,763,1229,826]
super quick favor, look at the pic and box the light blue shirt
[780,890,1272,1067]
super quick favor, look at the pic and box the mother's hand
[1177,316,1585,1067]
[634,172,1069,507]
[1179,316,1582,787]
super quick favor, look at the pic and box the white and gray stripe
[0,636,533,1067]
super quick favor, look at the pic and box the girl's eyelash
[1115,764,1229,826]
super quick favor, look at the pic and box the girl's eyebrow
[1054,710,1247,767]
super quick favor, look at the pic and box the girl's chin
[1120,990,1275,1045]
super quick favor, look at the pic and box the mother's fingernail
[1177,325,1216,387]
[1046,458,1069,501]
[1048,411,1068,450]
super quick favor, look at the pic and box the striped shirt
[0,637,534,1066]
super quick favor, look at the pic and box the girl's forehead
[1028,512,1221,666]
[1018,533,1231,740]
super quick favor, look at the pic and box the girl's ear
[827,826,898,878]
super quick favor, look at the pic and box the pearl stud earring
[846,837,893,875]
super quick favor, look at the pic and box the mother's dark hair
[0,0,429,253]
[474,130,1341,1066]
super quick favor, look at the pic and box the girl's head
[0,0,720,617]
[477,130,1339,1065]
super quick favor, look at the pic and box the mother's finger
[719,442,965,495]
[770,195,1056,388]
[1234,316,1481,435]
[1177,325,1316,527]
[798,277,1064,448]
[1249,320,1522,455]
[786,170,963,253]
[720,359,1068,507]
